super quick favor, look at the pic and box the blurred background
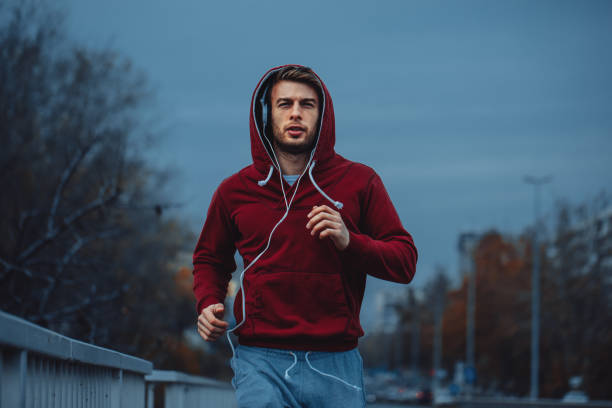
[1,0,610,404]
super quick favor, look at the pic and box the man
[193,65,417,407]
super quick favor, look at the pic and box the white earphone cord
[228,115,348,390]
[226,148,315,356]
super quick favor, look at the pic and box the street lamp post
[523,175,552,401]
[458,233,478,397]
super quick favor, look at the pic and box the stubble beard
[270,123,317,155]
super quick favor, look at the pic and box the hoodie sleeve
[192,186,238,315]
[343,172,417,283]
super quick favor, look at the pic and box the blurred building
[373,289,403,333]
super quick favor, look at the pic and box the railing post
[110,368,122,408]
[2,350,28,408]
[0,350,3,408]
[146,370,237,408]
[18,350,27,408]
[165,383,185,408]
[146,382,155,408]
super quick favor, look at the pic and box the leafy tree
[471,232,531,395]
[431,199,612,399]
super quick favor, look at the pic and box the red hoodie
[192,65,417,352]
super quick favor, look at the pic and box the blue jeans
[230,345,366,408]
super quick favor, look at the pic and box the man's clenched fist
[197,303,229,342]
[306,205,350,250]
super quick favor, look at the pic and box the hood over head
[249,65,336,175]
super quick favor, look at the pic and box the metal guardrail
[0,311,237,408]
[146,370,236,408]
[7,310,610,408]
[0,310,153,408]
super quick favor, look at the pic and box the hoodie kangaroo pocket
[250,270,351,339]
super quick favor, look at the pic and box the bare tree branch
[17,181,121,263]
[37,228,121,316]
[0,256,34,278]
[47,137,100,234]
[18,209,41,231]
[38,288,122,322]
[62,181,119,226]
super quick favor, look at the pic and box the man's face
[269,80,320,155]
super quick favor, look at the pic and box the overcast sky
[62,0,612,329]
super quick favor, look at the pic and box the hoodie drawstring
[257,162,343,211]
[308,161,343,209]
[258,165,274,186]
[305,351,361,391]
[281,351,362,391]
[284,352,298,379]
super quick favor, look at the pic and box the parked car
[562,390,588,403]
[382,385,418,403]
[415,387,432,405]
[433,388,455,406]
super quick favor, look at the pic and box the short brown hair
[267,66,323,106]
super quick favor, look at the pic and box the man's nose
[289,103,302,119]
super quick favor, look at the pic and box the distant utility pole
[432,270,448,393]
[524,175,552,401]
[458,233,478,397]
[409,288,420,381]
[466,248,476,395]
[432,291,444,392]
[383,299,396,370]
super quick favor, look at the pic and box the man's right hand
[197,303,229,342]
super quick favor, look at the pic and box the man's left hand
[306,205,350,251]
